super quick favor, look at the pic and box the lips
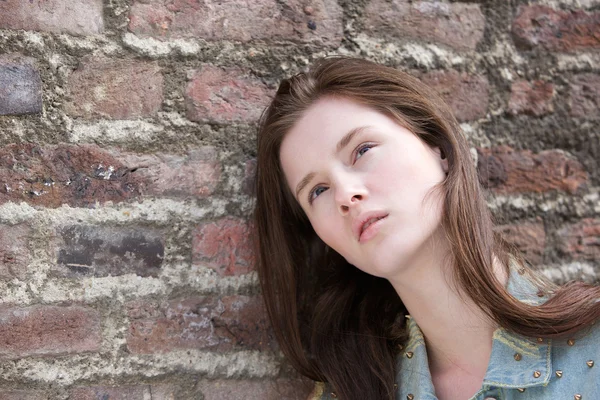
[353,211,388,242]
[362,216,384,232]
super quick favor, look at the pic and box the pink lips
[353,212,388,243]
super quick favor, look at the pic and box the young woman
[254,57,600,400]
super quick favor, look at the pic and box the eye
[354,143,375,162]
[308,185,328,204]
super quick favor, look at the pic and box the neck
[388,236,506,378]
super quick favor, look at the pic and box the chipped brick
[66,57,163,120]
[477,146,588,194]
[127,295,275,354]
[0,305,101,359]
[0,0,104,35]
[364,0,485,50]
[128,0,342,46]
[513,6,600,52]
[185,65,271,124]
[508,80,555,116]
[192,217,254,276]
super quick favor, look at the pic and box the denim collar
[397,269,552,399]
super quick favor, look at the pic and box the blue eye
[355,144,373,160]
[308,186,327,203]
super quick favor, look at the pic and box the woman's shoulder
[553,320,600,356]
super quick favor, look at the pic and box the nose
[334,177,367,216]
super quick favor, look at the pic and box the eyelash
[307,142,376,204]
[355,143,374,160]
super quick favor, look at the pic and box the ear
[433,147,449,174]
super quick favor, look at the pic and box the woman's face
[279,97,448,279]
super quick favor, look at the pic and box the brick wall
[0,0,598,398]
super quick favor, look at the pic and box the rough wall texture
[0,0,598,398]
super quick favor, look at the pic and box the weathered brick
[128,0,342,46]
[54,225,164,278]
[495,222,546,265]
[199,379,313,400]
[192,217,254,276]
[0,0,104,35]
[185,65,272,124]
[477,146,588,194]
[126,295,275,354]
[0,224,32,280]
[0,144,144,208]
[419,70,489,122]
[557,218,600,261]
[0,144,218,207]
[508,80,554,116]
[0,54,42,116]
[114,147,221,198]
[569,73,600,118]
[512,6,600,52]
[0,391,48,400]
[364,1,485,51]
[65,57,163,120]
[0,305,100,359]
[70,385,176,400]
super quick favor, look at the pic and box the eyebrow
[294,126,371,199]
[336,126,369,153]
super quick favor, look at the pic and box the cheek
[309,214,336,246]
[385,155,444,193]
[308,213,352,258]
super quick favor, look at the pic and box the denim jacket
[309,270,600,400]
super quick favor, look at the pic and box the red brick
[185,65,272,124]
[557,218,600,261]
[0,305,100,359]
[125,299,165,320]
[419,70,489,122]
[114,147,221,198]
[126,295,275,354]
[54,225,164,278]
[70,385,176,400]
[65,57,163,120]
[512,6,600,52]
[364,1,485,50]
[0,54,42,116]
[128,0,342,46]
[0,144,145,208]
[199,379,313,400]
[0,144,218,207]
[495,222,546,265]
[569,73,600,118]
[0,391,48,400]
[192,217,254,276]
[477,146,588,194]
[508,80,555,116]
[0,224,31,280]
[0,0,104,35]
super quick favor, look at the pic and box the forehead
[280,97,390,156]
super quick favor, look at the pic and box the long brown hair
[254,57,600,400]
